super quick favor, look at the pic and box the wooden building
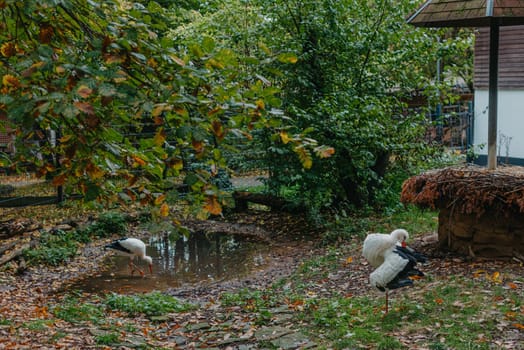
[473,25,524,165]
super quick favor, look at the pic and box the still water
[70,233,269,294]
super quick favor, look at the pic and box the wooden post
[487,21,499,170]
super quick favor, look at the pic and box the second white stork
[362,229,426,313]
[105,237,153,276]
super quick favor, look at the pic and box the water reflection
[70,233,269,294]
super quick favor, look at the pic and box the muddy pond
[71,233,270,294]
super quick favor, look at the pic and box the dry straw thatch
[401,165,524,217]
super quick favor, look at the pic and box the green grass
[293,273,523,349]
[22,319,54,331]
[104,291,195,317]
[0,317,13,325]
[52,295,104,324]
[322,205,438,244]
[95,332,121,345]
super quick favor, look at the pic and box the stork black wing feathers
[377,246,427,292]
[396,245,427,263]
[104,237,132,254]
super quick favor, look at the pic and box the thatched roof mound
[401,165,524,217]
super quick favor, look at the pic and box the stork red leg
[385,290,389,314]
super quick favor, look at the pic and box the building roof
[407,0,524,27]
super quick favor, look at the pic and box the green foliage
[85,211,127,238]
[104,291,194,317]
[22,211,129,266]
[22,319,54,331]
[195,0,469,218]
[95,332,121,346]
[321,204,438,244]
[0,317,13,326]
[52,295,104,324]
[1,0,325,218]
[23,230,78,266]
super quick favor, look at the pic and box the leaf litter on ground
[0,202,523,348]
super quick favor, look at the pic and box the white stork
[104,238,153,276]
[362,229,426,313]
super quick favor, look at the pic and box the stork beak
[149,264,153,274]
[401,241,407,248]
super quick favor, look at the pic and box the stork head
[143,256,153,274]
[391,229,409,247]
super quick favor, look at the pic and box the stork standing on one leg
[105,238,153,276]
[362,229,426,313]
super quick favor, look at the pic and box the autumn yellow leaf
[314,145,336,158]
[132,155,146,167]
[208,107,222,117]
[507,282,518,289]
[45,163,56,172]
[52,174,67,186]
[77,85,93,98]
[211,120,225,140]
[256,99,265,110]
[2,74,20,88]
[0,42,16,57]
[59,134,73,143]
[125,189,137,201]
[170,106,186,118]
[154,115,164,126]
[152,103,167,117]
[280,131,290,144]
[345,257,353,264]
[192,140,204,154]
[203,196,222,215]
[505,311,517,320]
[74,101,95,115]
[278,52,298,64]
[167,157,183,171]
[113,69,128,82]
[294,145,312,169]
[206,58,224,69]
[409,275,423,280]
[160,203,170,217]
[153,128,166,146]
[491,271,502,283]
[434,298,444,304]
[154,194,166,206]
[86,162,104,179]
[473,270,486,278]
[105,55,124,64]
[513,323,524,330]
[34,305,49,318]
[170,54,185,66]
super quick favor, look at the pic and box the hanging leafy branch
[0,0,332,217]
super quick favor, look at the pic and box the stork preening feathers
[105,238,153,276]
[362,229,427,313]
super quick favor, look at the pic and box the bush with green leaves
[73,211,128,242]
[174,0,473,218]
